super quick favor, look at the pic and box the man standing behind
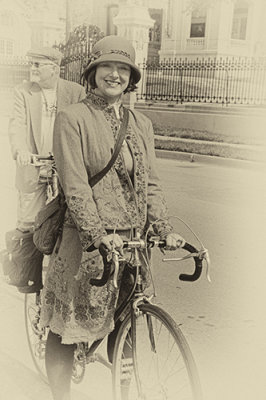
[9,47,86,233]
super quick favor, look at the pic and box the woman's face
[94,62,131,103]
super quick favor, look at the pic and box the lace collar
[84,91,123,120]
[84,91,122,110]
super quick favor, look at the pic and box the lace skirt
[39,226,147,345]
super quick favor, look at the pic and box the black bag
[0,229,43,293]
[33,193,67,255]
[33,107,129,256]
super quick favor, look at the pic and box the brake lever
[162,246,211,283]
[112,250,120,289]
[200,248,211,283]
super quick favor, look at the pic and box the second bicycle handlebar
[89,238,204,287]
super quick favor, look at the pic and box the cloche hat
[83,35,141,84]
[26,47,63,66]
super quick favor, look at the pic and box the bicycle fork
[131,294,157,399]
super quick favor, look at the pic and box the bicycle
[24,155,210,400]
[24,153,56,382]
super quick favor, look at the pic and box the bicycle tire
[24,293,86,385]
[24,293,48,383]
[112,303,202,400]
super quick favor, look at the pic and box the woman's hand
[164,233,186,250]
[94,234,124,253]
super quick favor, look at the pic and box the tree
[56,24,104,54]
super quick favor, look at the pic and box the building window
[149,9,162,43]
[0,11,14,26]
[6,40,13,55]
[107,5,118,36]
[190,9,206,38]
[0,40,5,54]
[231,2,249,40]
[0,39,14,55]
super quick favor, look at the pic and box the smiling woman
[40,35,187,400]
[94,61,131,103]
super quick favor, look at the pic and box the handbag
[0,230,43,293]
[33,191,67,255]
[33,107,129,255]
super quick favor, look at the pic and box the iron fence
[59,24,104,91]
[1,53,266,106]
[60,49,89,89]
[138,57,266,105]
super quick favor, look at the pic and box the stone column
[113,0,154,107]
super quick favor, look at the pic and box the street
[0,136,266,400]
[152,157,266,400]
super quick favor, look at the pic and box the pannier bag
[0,229,43,293]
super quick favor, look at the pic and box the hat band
[92,49,132,61]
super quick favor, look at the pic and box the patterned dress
[40,92,172,344]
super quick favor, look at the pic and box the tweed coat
[40,92,172,344]
[8,78,86,192]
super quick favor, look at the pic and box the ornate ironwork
[138,56,266,105]
[56,24,104,87]
[53,30,266,105]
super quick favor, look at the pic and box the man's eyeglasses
[29,61,55,68]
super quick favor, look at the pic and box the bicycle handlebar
[89,245,113,287]
[179,242,203,282]
[31,154,54,162]
[89,238,205,287]
[30,154,55,167]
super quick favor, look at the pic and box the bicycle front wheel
[112,303,202,400]
[24,292,48,382]
[25,293,86,385]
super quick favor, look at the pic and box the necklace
[41,88,57,114]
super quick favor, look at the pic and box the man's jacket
[8,78,86,192]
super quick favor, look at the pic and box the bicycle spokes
[113,305,199,400]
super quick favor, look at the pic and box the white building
[0,0,65,59]
[1,0,265,60]
[0,0,31,58]
[28,0,65,48]
[66,0,266,60]
[160,0,266,59]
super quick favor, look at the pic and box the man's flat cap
[26,47,63,65]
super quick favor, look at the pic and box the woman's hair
[86,67,138,93]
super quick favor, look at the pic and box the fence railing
[1,54,266,106]
[58,24,104,90]
[61,52,89,88]
[138,57,266,105]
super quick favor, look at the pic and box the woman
[40,35,185,400]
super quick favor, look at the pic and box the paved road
[0,139,265,399]
[152,158,266,400]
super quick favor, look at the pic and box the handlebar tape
[89,244,112,287]
[179,242,203,282]
[89,241,203,287]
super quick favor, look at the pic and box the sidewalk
[155,149,265,170]
[155,135,266,164]
[136,100,266,117]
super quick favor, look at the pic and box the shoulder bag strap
[89,107,129,188]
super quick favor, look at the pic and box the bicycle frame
[25,153,209,399]
[79,258,145,369]
[75,235,209,368]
